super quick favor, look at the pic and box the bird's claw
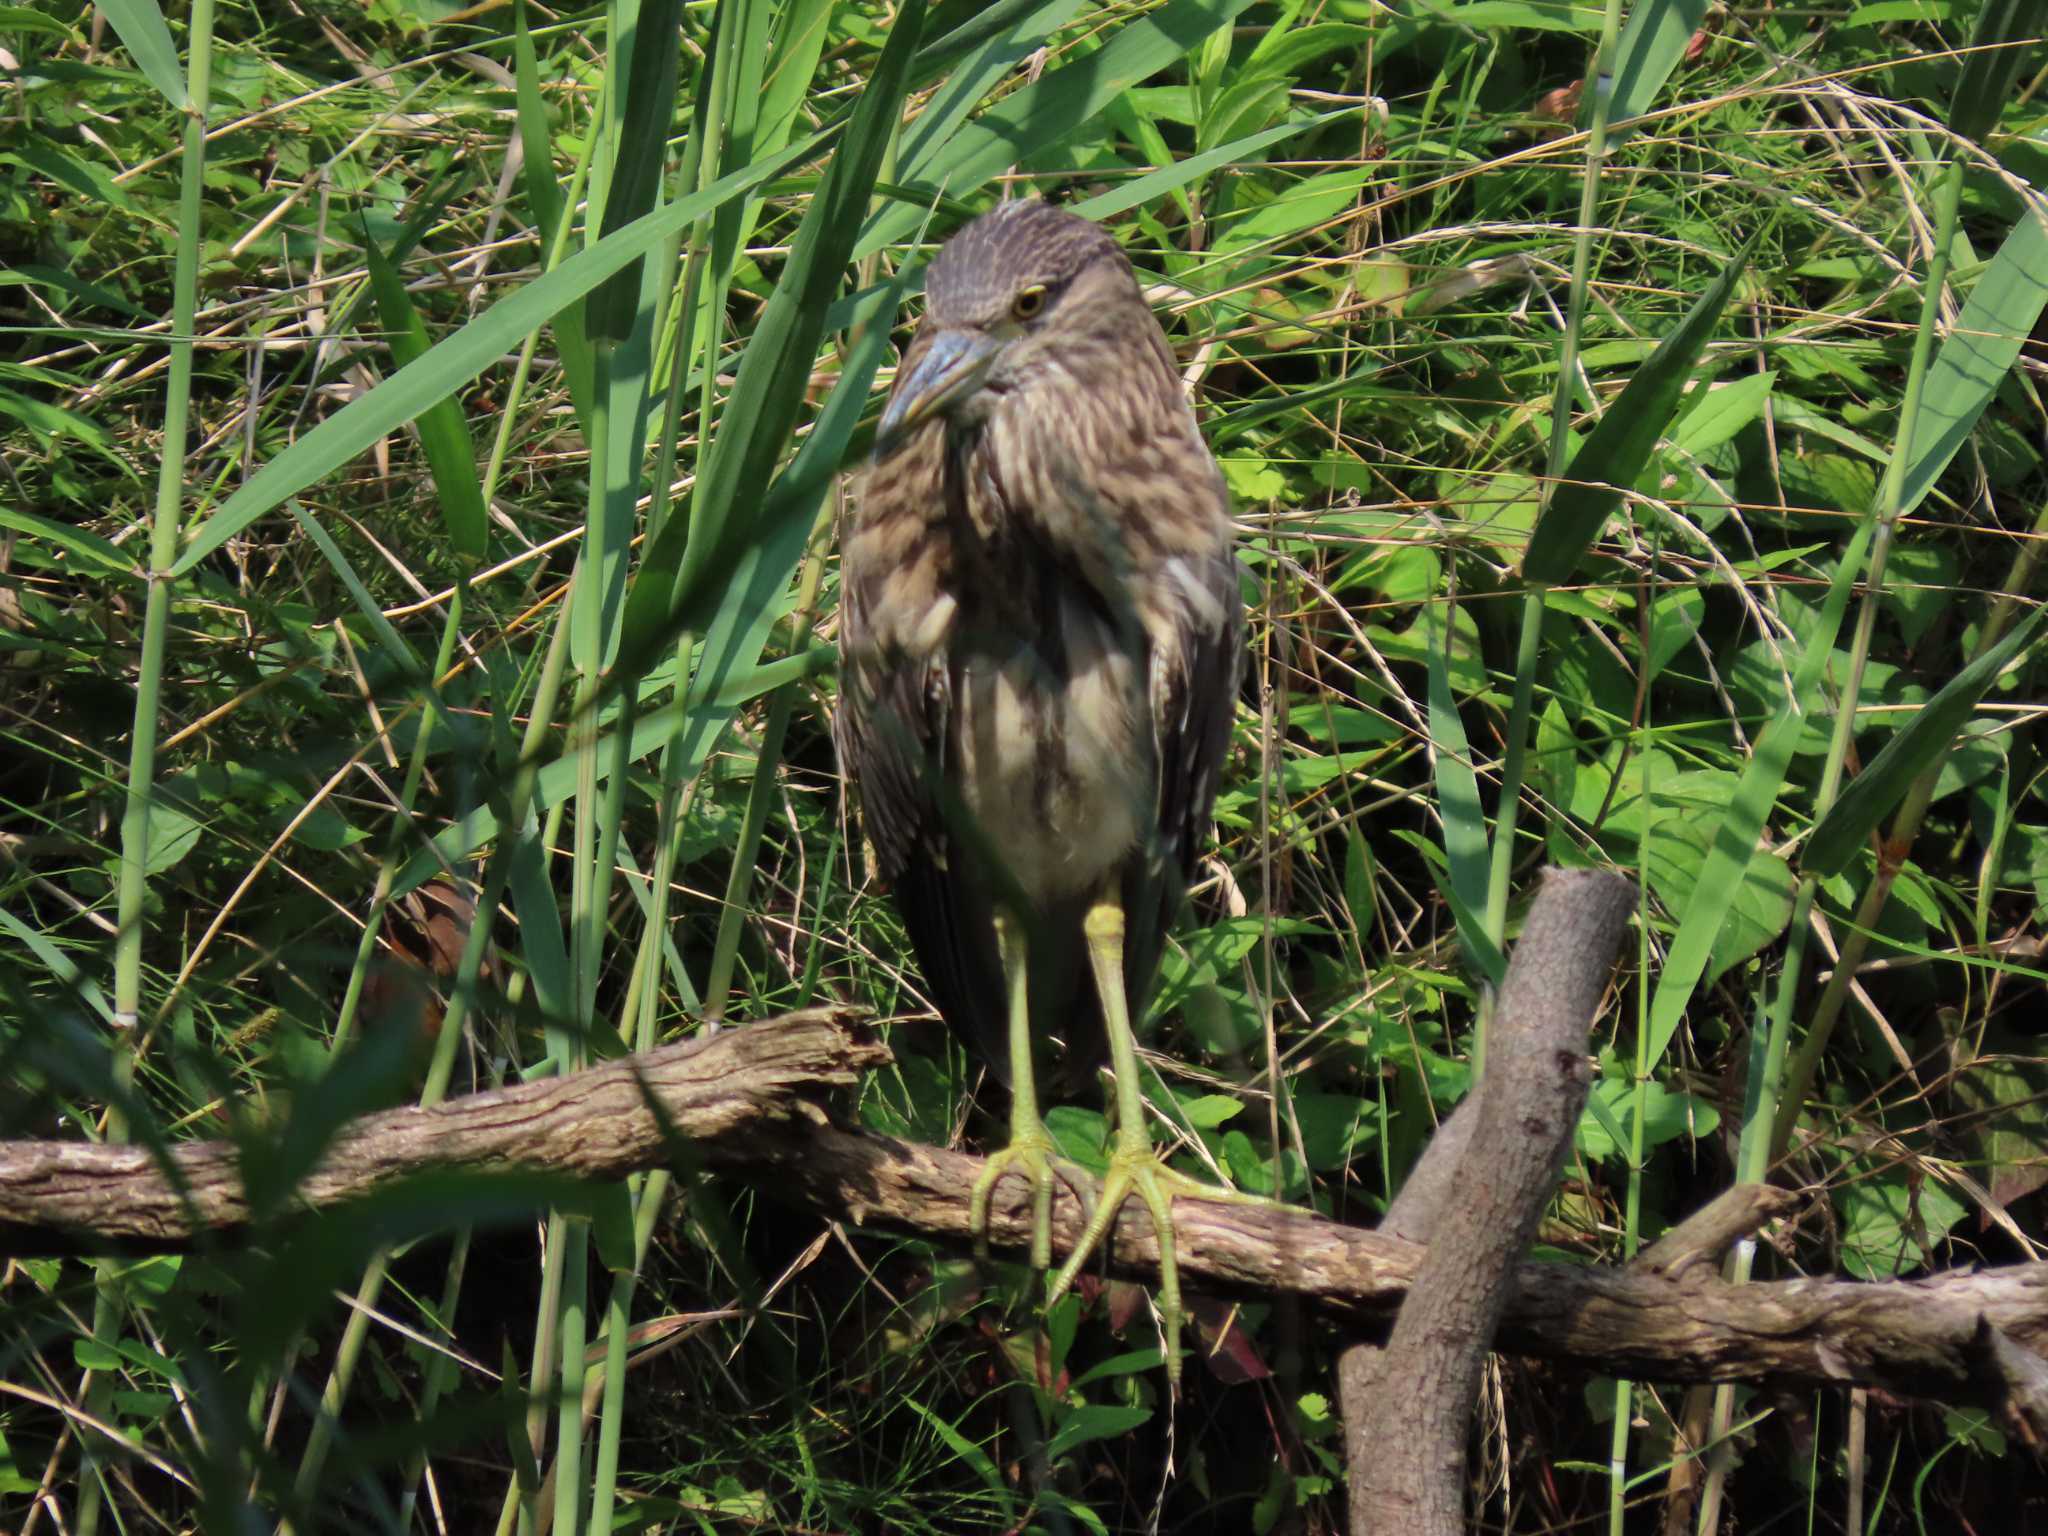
[968,1133,1095,1271]
[1043,1149,1244,1388]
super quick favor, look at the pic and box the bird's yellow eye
[1011,285,1048,321]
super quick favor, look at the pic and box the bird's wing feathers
[1118,537,1242,1030]
[834,564,1012,1078]
[1155,547,1243,881]
[832,620,942,882]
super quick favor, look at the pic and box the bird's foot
[969,1131,1095,1271]
[1043,1147,1249,1388]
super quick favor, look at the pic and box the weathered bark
[2,1000,2047,1444]
[1335,1046,1472,1529]
[1353,868,1638,1534]
[0,1005,888,1249]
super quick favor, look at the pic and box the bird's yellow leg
[1044,895,1222,1387]
[969,913,1093,1270]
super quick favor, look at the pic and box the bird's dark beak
[877,329,1001,453]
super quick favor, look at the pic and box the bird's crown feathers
[922,201,1127,326]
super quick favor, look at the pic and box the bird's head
[875,202,1144,456]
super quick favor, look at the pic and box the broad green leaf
[1835,1165,1966,1280]
[1178,1092,1245,1130]
[1245,23,1375,75]
[1779,451,1879,516]
[1,144,135,211]
[0,387,131,470]
[1803,601,2048,877]
[1222,1129,1307,1197]
[1046,1105,1111,1171]
[1180,982,1263,1056]
[1576,1079,1720,1160]
[92,0,186,106]
[1953,1024,2048,1211]
[1931,716,2007,803]
[1882,540,1959,650]
[1643,515,1876,1064]
[289,802,366,853]
[588,1181,637,1274]
[0,7,77,37]
[1523,239,1753,585]
[1669,370,1774,456]
[1639,814,1795,983]
[1070,1349,1168,1389]
[1196,74,1292,156]
[1293,1093,1374,1170]
[1447,470,1540,563]
[1210,168,1372,263]
[141,793,202,875]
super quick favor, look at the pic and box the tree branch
[2,1000,2046,1441]
[1355,868,1637,1533]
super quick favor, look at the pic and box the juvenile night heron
[834,201,1244,1379]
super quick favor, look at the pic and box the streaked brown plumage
[834,201,1243,1382]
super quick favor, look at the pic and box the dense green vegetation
[1,0,2044,1530]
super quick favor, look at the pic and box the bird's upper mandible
[874,200,1184,458]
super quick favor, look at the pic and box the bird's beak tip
[877,329,1001,455]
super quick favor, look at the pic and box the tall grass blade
[660,276,903,774]
[174,136,825,576]
[0,507,131,575]
[853,0,1263,260]
[94,0,186,107]
[1802,600,2048,879]
[514,0,596,425]
[1522,239,1753,585]
[282,502,427,676]
[897,0,1086,178]
[1641,517,1875,1065]
[621,0,929,649]
[1428,623,1496,984]
[587,0,682,347]
[1896,204,2048,519]
[1949,0,2035,144]
[1608,0,1708,123]
[364,238,489,560]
